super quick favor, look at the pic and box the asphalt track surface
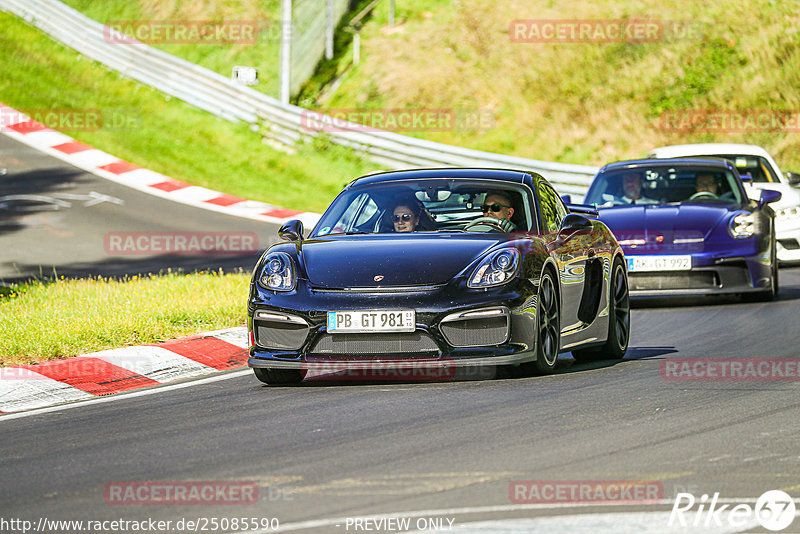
[0,135,277,281]
[2,135,800,533]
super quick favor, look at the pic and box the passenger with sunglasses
[392,202,420,233]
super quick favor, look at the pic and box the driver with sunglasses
[480,191,516,232]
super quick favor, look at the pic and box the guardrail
[1,0,599,197]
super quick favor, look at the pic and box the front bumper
[247,280,539,370]
[626,250,773,297]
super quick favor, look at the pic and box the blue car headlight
[728,211,756,239]
[258,252,296,291]
[468,249,520,288]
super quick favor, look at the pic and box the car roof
[346,167,535,188]
[648,143,771,159]
[599,157,739,174]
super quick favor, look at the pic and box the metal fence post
[279,0,292,104]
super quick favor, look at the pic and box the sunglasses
[481,203,510,213]
[392,214,414,222]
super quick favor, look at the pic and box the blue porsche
[583,158,781,300]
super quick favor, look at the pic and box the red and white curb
[0,102,321,228]
[0,327,251,415]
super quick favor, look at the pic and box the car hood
[299,234,503,288]
[598,204,734,243]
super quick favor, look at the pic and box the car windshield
[697,154,780,183]
[311,178,533,236]
[584,166,745,207]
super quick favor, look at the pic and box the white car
[648,143,800,263]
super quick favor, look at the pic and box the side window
[329,193,370,233]
[537,181,566,234]
[354,198,378,227]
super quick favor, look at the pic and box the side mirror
[278,219,304,242]
[786,172,800,186]
[558,213,593,238]
[560,194,572,204]
[757,189,782,208]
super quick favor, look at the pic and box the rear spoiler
[561,195,599,218]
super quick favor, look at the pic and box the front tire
[743,231,779,302]
[518,270,561,375]
[253,367,306,385]
[572,257,630,362]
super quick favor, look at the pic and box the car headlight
[258,252,296,291]
[468,249,519,288]
[728,212,756,239]
[776,207,800,220]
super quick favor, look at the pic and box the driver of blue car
[695,172,718,196]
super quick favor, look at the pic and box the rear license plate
[327,310,415,333]
[627,255,691,272]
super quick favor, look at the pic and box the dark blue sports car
[247,168,629,384]
[583,158,780,300]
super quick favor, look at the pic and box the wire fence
[287,0,350,95]
[1,0,599,198]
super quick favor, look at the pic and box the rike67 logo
[669,490,796,531]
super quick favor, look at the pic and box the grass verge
[0,271,249,366]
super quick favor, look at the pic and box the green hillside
[310,0,800,170]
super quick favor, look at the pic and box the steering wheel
[688,191,718,201]
[464,216,514,233]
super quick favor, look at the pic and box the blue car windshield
[311,179,533,236]
[584,166,745,207]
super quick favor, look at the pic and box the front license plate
[627,255,692,272]
[327,310,416,333]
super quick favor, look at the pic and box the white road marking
[247,500,800,534]
[436,512,758,533]
[64,149,118,168]
[51,191,125,206]
[23,131,73,147]
[92,346,216,383]
[0,372,95,412]
[212,327,249,348]
[0,369,252,422]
